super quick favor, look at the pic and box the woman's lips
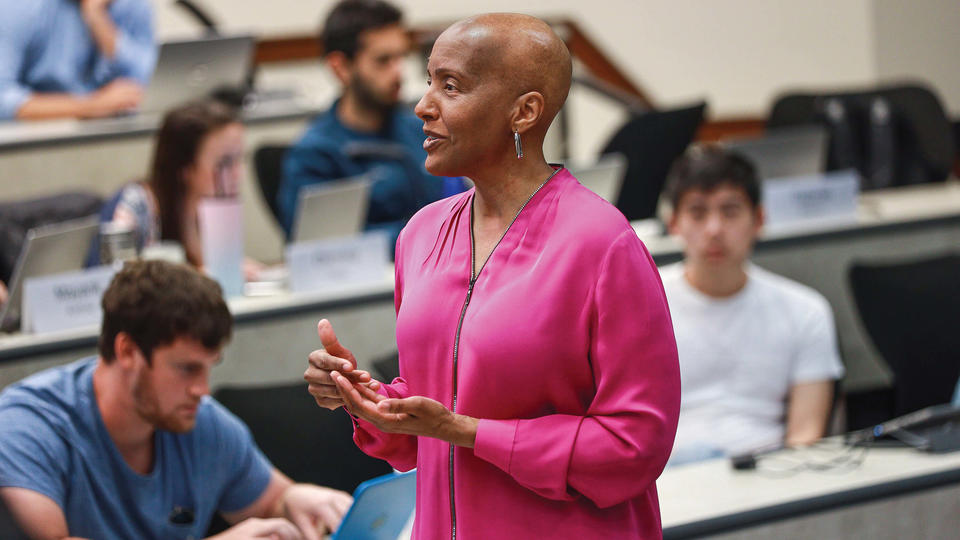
[423,135,444,151]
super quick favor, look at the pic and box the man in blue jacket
[278,0,463,243]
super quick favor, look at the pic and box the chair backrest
[253,145,290,227]
[602,102,706,221]
[848,253,960,417]
[769,83,956,189]
[212,383,393,494]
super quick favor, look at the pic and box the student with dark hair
[0,0,155,120]
[661,144,844,465]
[87,100,261,276]
[278,0,464,242]
[0,260,352,540]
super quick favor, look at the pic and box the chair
[848,253,960,418]
[769,83,956,190]
[253,145,290,227]
[602,102,706,221]
[212,383,393,494]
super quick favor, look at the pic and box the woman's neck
[471,158,556,224]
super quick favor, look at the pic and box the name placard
[286,231,390,294]
[21,265,118,334]
[763,169,860,232]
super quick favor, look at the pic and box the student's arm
[0,487,85,540]
[84,0,156,84]
[219,470,351,540]
[785,379,834,446]
[14,80,143,120]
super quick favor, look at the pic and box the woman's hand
[332,372,478,448]
[304,319,378,410]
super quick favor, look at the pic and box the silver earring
[514,130,523,159]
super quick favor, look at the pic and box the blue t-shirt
[279,99,465,241]
[0,358,273,539]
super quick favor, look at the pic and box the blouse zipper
[447,168,560,540]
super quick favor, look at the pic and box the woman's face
[414,31,514,178]
[183,122,245,198]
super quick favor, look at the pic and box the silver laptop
[140,35,255,114]
[0,216,100,332]
[292,177,371,244]
[722,126,828,180]
[569,153,627,203]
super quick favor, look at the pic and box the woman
[87,100,249,272]
[305,14,680,539]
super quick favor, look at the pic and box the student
[87,100,262,278]
[0,0,155,120]
[660,144,844,464]
[278,0,463,242]
[0,260,352,539]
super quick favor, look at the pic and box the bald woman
[305,13,680,539]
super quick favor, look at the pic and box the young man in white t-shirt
[660,144,844,465]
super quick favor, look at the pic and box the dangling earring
[514,129,523,159]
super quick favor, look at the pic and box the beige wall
[872,0,960,114]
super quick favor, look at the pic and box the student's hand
[304,319,378,410]
[332,373,478,448]
[80,0,113,14]
[0,280,7,306]
[80,79,143,118]
[282,484,353,540]
[209,517,304,540]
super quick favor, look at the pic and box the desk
[0,278,397,390]
[659,445,960,539]
[2,182,959,392]
[0,97,322,263]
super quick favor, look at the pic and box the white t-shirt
[660,262,845,460]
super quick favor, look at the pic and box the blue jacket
[278,100,463,241]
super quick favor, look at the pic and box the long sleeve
[351,233,419,470]
[91,0,156,85]
[0,3,37,119]
[472,230,681,508]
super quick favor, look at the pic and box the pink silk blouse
[353,168,680,539]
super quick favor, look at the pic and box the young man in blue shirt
[0,0,156,120]
[279,0,463,242]
[0,260,352,539]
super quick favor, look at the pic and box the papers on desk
[763,170,860,233]
[286,232,390,294]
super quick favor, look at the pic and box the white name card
[21,265,118,334]
[763,169,860,232]
[286,231,390,294]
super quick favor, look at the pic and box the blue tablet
[331,470,417,540]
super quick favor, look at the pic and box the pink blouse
[353,168,680,539]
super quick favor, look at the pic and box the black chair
[848,253,960,419]
[602,102,706,221]
[253,145,291,228]
[212,383,393,494]
[769,83,956,190]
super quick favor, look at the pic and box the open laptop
[292,176,371,244]
[722,125,828,180]
[330,470,416,540]
[140,35,255,114]
[569,153,628,203]
[0,216,99,332]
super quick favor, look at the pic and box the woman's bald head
[439,14,572,133]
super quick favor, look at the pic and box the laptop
[140,35,255,114]
[292,176,371,244]
[0,216,100,332]
[569,153,628,203]
[722,125,828,180]
[330,471,416,540]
